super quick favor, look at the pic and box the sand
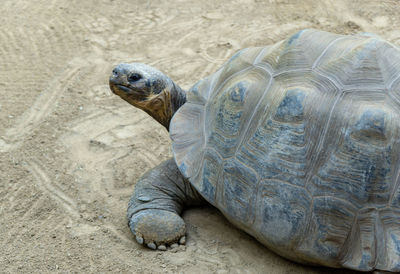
[1,0,399,273]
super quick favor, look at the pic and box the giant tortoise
[109,29,400,272]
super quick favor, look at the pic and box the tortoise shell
[170,29,400,271]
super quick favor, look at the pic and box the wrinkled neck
[170,81,186,118]
[136,80,186,131]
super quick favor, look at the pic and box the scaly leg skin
[127,158,205,250]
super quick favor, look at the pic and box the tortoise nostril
[112,68,119,77]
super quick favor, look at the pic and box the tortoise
[109,29,400,272]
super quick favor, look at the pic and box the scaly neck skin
[170,81,187,119]
[131,80,186,131]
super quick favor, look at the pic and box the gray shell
[170,29,400,272]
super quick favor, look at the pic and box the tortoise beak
[109,65,131,95]
[110,66,124,84]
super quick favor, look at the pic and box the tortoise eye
[128,73,142,83]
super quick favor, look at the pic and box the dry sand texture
[1,0,400,273]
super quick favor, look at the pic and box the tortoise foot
[129,209,186,250]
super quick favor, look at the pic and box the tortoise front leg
[127,158,205,250]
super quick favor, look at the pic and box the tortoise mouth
[109,82,149,101]
[109,80,133,94]
[115,84,132,93]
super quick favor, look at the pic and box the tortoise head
[109,63,186,130]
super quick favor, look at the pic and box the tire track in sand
[0,58,86,152]
[25,160,80,219]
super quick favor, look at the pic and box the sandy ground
[1,0,400,273]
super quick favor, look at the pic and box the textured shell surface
[170,29,400,272]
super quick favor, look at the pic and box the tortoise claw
[136,235,144,245]
[147,242,156,250]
